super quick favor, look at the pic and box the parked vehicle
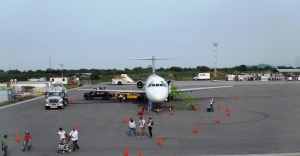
[193,73,210,80]
[84,89,114,100]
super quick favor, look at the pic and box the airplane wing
[176,85,233,92]
[77,89,146,94]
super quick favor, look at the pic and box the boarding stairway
[169,87,197,110]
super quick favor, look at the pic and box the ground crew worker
[124,95,127,103]
[210,97,214,112]
[147,100,153,115]
[119,95,122,103]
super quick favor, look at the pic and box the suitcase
[206,107,211,112]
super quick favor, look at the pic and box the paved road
[0,80,300,156]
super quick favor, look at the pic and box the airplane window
[152,84,155,86]
[156,84,159,86]
[160,84,163,86]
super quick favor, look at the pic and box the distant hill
[246,64,276,69]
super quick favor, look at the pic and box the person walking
[210,97,214,112]
[147,117,154,138]
[2,135,8,156]
[128,118,137,137]
[69,128,79,152]
[137,116,146,137]
[147,100,153,115]
[22,131,31,152]
[56,127,66,141]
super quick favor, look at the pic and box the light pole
[60,64,64,77]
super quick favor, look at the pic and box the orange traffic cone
[123,116,127,123]
[69,97,73,103]
[138,152,143,156]
[158,136,163,146]
[235,95,238,100]
[73,124,77,130]
[227,109,231,116]
[226,106,229,112]
[124,147,129,156]
[15,133,20,143]
[194,125,199,133]
[195,105,198,111]
[170,110,174,115]
[217,104,220,109]
[217,116,221,123]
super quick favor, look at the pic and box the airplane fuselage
[144,75,169,103]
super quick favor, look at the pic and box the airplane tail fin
[128,56,177,75]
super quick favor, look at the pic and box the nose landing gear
[154,103,162,115]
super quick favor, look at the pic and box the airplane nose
[150,91,168,103]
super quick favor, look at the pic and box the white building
[12,81,52,93]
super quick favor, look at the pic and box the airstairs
[169,87,197,110]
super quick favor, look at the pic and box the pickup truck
[84,91,113,100]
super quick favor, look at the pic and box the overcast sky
[0,0,299,71]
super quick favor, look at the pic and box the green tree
[90,73,100,80]
[170,66,183,72]
[239,65,247,72]
[196,66,210,72]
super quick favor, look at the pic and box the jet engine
[136,80,144,89]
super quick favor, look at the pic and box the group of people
[1,127,80,156]
[2,131,32,156]
[55,127,80,152]
[128,116,154,138]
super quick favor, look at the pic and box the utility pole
[213,42,218,77]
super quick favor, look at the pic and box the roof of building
[276,69,300,73]
[16,81,51,84]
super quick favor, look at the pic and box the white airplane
[78,56,232,103]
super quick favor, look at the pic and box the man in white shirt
[138,116,146,137]
[128,118,137,137]
[56,127,66,141]
[69,128,79,152]
[210,97,214,112]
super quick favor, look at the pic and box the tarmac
[0,80,300,156]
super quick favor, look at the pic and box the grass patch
[0,95,39,107]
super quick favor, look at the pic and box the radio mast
[213,42,218,77]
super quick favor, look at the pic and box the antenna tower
[213,42,218,77]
